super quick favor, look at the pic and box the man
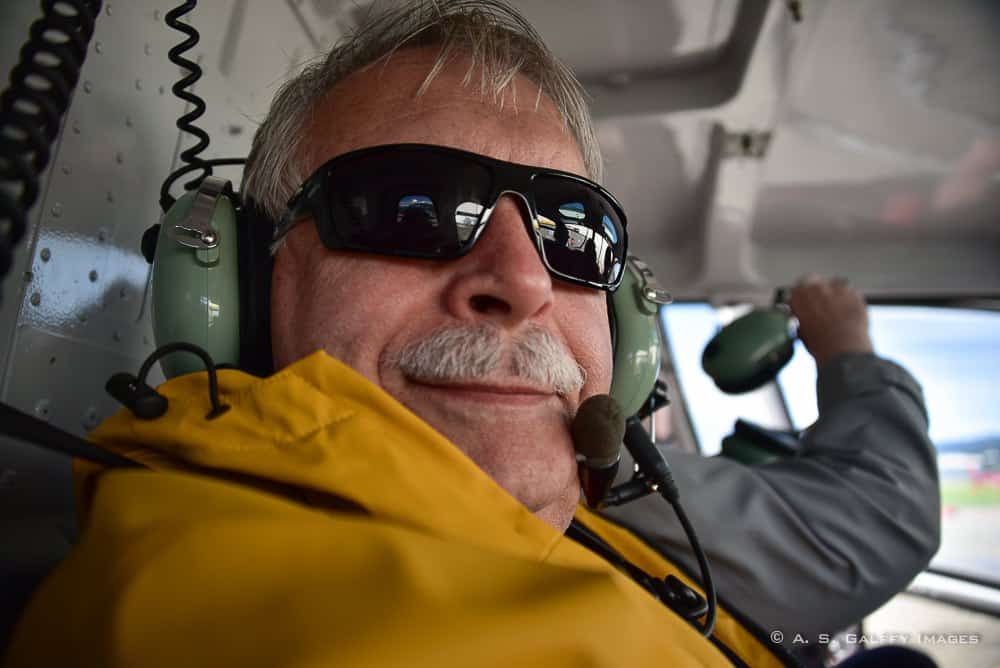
[4,2,937,666]
[605,276,940,642]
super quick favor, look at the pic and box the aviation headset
[147,177,672,418]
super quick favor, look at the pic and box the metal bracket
[166,176,231,249]
[627,255,673,315]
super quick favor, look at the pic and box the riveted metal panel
[0,0,333,438]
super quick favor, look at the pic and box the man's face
[270,49,613,530]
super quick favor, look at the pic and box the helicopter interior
[1,1,998,664]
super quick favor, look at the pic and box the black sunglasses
[275,144,629,291]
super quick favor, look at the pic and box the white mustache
[393,323,586,396]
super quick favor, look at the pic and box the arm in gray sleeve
[600,352,940,640]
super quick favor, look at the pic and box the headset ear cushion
[608,262,662,418]
[151,181,241,378]
[237,198,274,376]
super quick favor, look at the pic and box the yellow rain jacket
[5,352,792,667]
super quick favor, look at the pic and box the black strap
[237,198,275,377]
[0,402,143,469]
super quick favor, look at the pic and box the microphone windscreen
[571,394,626,467]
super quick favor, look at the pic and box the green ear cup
[701,308,796,394]
[151,177,241,378]
[609,256,672,418]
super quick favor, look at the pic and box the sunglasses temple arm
[270,210,304,253]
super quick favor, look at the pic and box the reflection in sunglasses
[602,214,618,244]
[536,214,557,242]
[397,195,439,227]
[558,202,586,221]
[455,201,484,242]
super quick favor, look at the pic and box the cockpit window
[779,305,1000,587]
[663,302,1000,663]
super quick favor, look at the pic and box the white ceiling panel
[508,0,740,78]
[751,0,1000,296]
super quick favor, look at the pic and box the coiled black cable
[159,0,245,213]
[0,0,102,302]
[159,0,208,210]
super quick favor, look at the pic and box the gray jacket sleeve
[601,352,941,640]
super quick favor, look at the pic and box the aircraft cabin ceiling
[0,1,997,353]
[516,0,1000,299]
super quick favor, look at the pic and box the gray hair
[241,0,602,224]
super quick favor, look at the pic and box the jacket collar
[89,351,564,560]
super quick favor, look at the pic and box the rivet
[106,191,115,203]
[135,79,143,91]
[61,164,71,175]
[116,152,124,164]
[51,202,62,217]
[98,227,108,242]
[158,85,165,95]
[89,270,99,282]
[119,287,127,299]
[95,41,103,54]
[105,4,112,16]
[34,399,51,419]
[112,329,122,342]
[125,115,133,128]
[49,356,56,365]
[40,247,51,261]
[153,9,160,21]
[72,121,81,134]
[83,81,92,93]
[144,43,152,56]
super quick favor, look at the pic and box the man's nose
[444,194,553,327]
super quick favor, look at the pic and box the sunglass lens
[533,175,625,287]
[326,150,493,257]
